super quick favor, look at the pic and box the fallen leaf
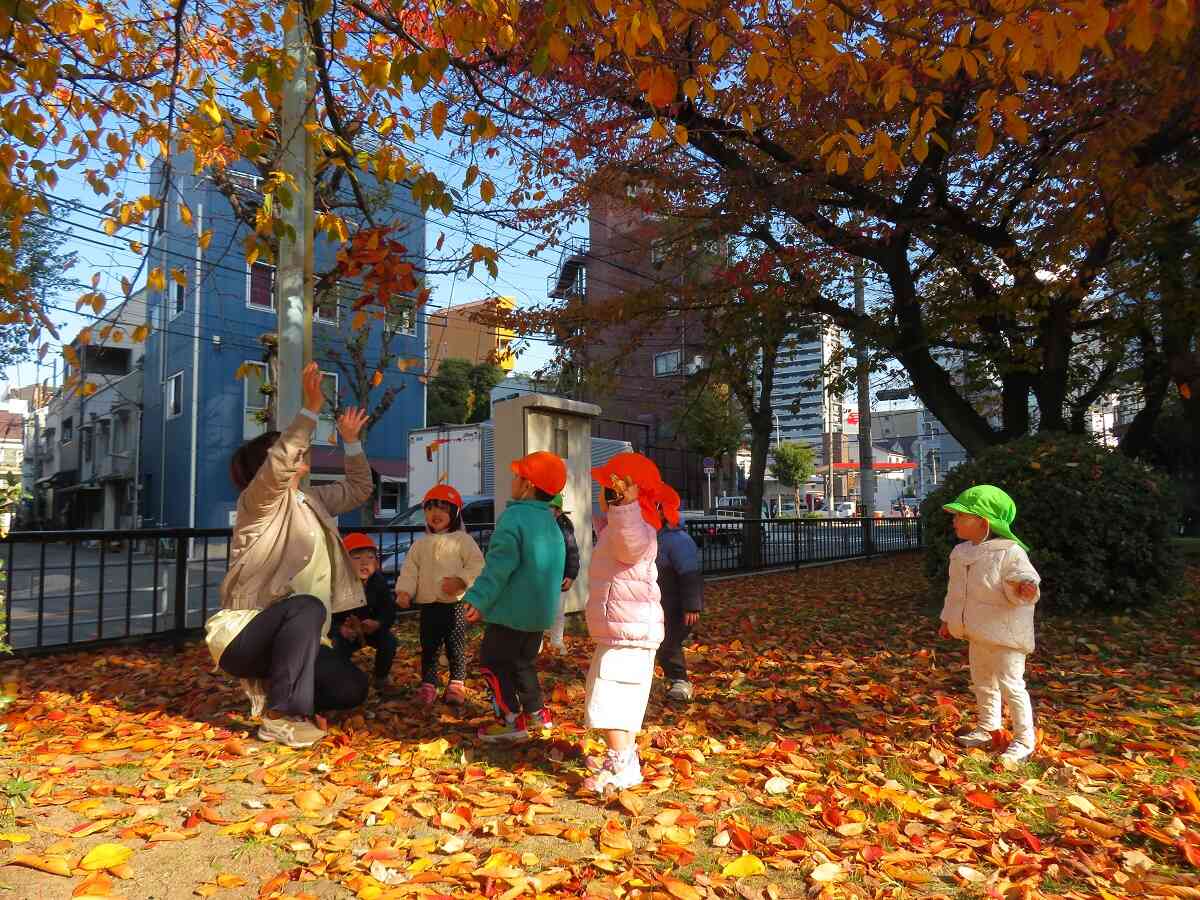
[723,854,766,878]
[80,843,134,871]
[810,862,846,883]
[6,854,72,877]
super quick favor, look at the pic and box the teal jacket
[463,499,566,632]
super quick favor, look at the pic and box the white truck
[406,422,632,519]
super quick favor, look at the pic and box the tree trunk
[743,412,772,568]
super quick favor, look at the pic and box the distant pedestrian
[394,484,484,706]
[332,533,399,695]
[654,485,703,702]
[583,453,670,794]
[206,363,372,749]
[463,452,567,743]
[938,485,1041,764]
[545,492,580,651]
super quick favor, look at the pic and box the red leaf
[1016,827,1042,852]
[860,845,884,864]
[965,791,999,810]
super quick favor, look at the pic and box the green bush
[921,434,1182,614]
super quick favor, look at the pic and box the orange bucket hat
[511,451,568,496]
[342,532,377,554]
[592,452,669,528]
[424,484,463,509]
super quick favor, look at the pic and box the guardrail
[1,516,921,655]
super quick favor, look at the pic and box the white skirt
[585,644,656,732]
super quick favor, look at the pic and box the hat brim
[943,503,1029,551]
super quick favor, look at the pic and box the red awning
[311,447,409,479]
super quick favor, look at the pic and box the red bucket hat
[656,483,682,528]
[592,452,669,528]
[511,451,568,496]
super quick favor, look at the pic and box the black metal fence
[1,517,920,655]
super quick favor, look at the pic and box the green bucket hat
[943,484,1030,551]
[549,493,565,511]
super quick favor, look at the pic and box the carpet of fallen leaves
[0,553,1198,900]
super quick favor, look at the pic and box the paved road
[3,538,230,651]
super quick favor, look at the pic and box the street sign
[703,457,715,475]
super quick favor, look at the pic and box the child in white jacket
[939,485,1041,764]
[395,485,485,706]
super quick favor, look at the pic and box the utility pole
[274,2,316,428]
[854,257,874,520]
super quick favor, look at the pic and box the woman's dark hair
[533,488,555,502]
[423,499,463,532]
[230,431,281,491]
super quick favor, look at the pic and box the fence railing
[1,517,920,655]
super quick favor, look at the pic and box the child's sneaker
[520,708,554,733]
[583,749,643,794]
[415,682,438,705]
[443,681,466,706]
[667,680,693,702]
[999,740,1035,764]
[258,715,324,749]
[478,714,529,744]
[955,727,993,748]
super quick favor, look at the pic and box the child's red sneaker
[415,682,438,705]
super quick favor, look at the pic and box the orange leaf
[663,877,702,900]
[294,790,325,812]
[6,854,72,877]
[965,791,999,810]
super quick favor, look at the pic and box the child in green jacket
[464,451,568,742]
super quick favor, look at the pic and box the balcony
[547,238,589,300]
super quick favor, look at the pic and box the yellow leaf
[722,854,765,878]
[418,738,450,759]
[147,267,165,292]
[80,843,133,871]
[198,229,213,251]
[0,832,30,843]
[171,268,187,287]
[649,119,668,141]
[480,178,496,203]
[294,790,326,812]
[179,203,193,226]
[673,124,689,146]
[430,101,447,139]
[215,873,246,888]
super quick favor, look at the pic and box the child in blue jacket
[655,486,703,701]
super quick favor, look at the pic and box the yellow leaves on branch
[638,66,677,108]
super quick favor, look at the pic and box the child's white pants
[969,641,1034,745]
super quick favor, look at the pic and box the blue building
[140,162,425,529]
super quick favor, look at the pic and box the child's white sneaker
[999,740,1035,764]
[258,715,324,749]
[955,727,993,749]
[583,749,643,794]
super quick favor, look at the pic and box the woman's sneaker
[443,681,466,706]
[955,727,994,749]
[415,682,438,705]
[667,680,694,702]
[478,715,529,744]
[583,750,643,794]
[258,716,324,749]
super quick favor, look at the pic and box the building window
[61,417,73,444]
[386,302,416,337]
[378,478,404,517]
[167,372,183,419]
[247,261,276,311]
[81,426,93,463]
[172,281,185,319]
[654,350,682,377]
[315,282,344,325]
[243,361,269,440]
[112,415,127,454]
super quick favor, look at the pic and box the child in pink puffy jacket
[583,453,675,794]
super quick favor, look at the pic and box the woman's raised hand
[337,407,369,444]
[302,362,325,413]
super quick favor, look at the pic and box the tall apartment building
[138,160,426,529]
[426,296,517,378]
[771,320,847,451]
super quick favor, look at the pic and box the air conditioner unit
[685,356,705,376]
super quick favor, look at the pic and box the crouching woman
[205,362,374,748]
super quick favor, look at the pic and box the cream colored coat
[394,530,485,604]
[940,539,1041,654]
